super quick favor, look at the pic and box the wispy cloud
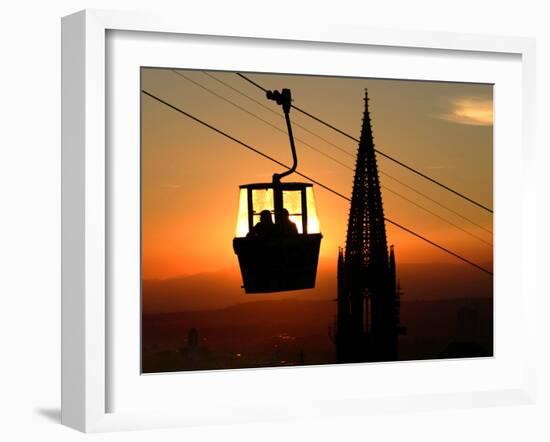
[437,97,493,126]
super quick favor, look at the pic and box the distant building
[183,327,200,363]
[187,327,199,349]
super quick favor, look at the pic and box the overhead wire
[203,71,356,159]
[172,70,353,170]
[202,70,492,236]
[173,70,492,245]
[382,187,492,247]
[141,89,493,276]
[236,72,494,214]
[379,171,492,235]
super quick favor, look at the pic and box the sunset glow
[141,68,493,286]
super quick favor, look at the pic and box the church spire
[336,89,401,363]
[344,89,389,272]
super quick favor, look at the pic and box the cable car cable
[173,70,492,242]
[382,187,492,247]
[199,70,492,236]
[142,89,493,276]
[202,71,356,159]
[172,70,354,169]
[236,72,494,214]
[379,171,492,235]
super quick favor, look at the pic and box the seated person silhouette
[247,209,276,239]
[278,208,299,236]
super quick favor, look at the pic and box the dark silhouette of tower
[336,89,403,363]
[188,328,199,349]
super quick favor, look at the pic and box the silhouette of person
[247,210,275,239]
[278,208,298,235]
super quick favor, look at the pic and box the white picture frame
[61,9,537,433]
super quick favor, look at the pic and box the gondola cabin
[233,182,322,293]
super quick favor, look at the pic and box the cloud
[437,97,493,126]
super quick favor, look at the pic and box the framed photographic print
[140,68,494,373]
[61,9,537,432]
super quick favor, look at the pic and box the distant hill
[142,260,338,313]
[396,261,493,301]
[142,260,492,314]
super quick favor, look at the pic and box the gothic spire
[344,89,389,273]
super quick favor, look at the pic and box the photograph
[140,68,493,373]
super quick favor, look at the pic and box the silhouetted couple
[248,209,298,240]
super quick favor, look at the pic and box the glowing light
[306,187,321,234]
[251,188,274,226]
[283,190,304,233]
[235,188,249,237]
[234,186,321,236]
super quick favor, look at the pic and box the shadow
[35,407,61,423]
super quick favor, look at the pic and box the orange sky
[141,69,493,280]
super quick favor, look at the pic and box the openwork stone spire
[336,89,401,363]
[345,89,389,273]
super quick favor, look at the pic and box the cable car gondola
[233,88,323,293]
